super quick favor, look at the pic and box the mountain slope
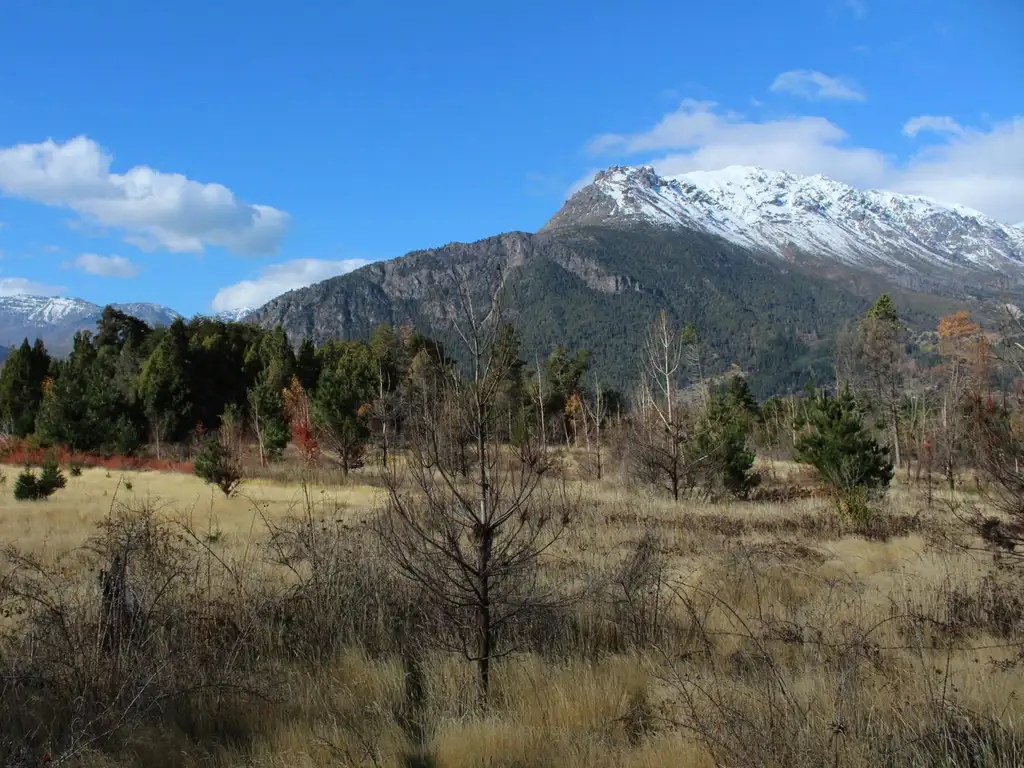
[0,296,181,354]
[250,164,1024,396]
[251,223,967,397]
[544,166,1024,291]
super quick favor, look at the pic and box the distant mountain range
[248,164,1024,396]
[0,296,256,356]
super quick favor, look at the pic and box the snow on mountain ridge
[548,164,1024,278]
[0,295,185,352]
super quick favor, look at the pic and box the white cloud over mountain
[68,253,139,278]
[0,136,290,255]
[585,100,1024,224]
[0,277,66,297]
[211,258,371,312]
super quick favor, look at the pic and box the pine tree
[698,375,760,498]
[313,342,377,476]
[795,383,894,518]
[194,437,243,496]
[137,320,192,457]
[0,338,51,436]
[247,375,289,466]
[295,337,321,392]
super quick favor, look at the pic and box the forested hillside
[250,224,972,399]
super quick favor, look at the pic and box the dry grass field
[1,459,1022,767]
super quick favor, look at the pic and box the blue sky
[0,0,1021,315]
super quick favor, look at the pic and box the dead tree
[629,313,710,501]
[377,268,573,706]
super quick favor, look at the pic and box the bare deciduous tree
[629,312,711,501]
[376,269,574,706]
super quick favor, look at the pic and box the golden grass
[1,461,1022,767]
[0,466,383,560]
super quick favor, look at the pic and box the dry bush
[0,499,270,765]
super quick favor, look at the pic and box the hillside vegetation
[250,224,972,398]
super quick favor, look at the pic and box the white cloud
[583,101,1024,224]
[69,253,139,278]
[0,136,290,254]
[894,118,1024,222]
[211,258,372,312]
[588,99,889,185]
[0,277,66,297]
[903,115,964,138]
[769,70,866,102]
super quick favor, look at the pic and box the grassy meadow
[0,457,1022,767]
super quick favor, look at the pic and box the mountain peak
[0,295,182,354]
[543,164,1024,278]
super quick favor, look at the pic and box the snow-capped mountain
[211,307,256,323]
[0,295,181,354]
[544,165,1024,283]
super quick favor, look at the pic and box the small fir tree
[698,375,761,498]
[13,467,39,501]
[795,383,894,519]
[13,457,66,501]
[194,438,243,497]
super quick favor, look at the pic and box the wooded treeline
[0,305,601,472]
[0,294,1020,505]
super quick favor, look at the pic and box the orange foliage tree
[283,375,320,467]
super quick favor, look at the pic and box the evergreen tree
[137,319,192,456]
[697,375,760,498]
[0,338,51,436]
[246,326,295,393]
[95,306,153,351]
[295,337,321,392]
[313,341,377,476]
[369,323,403,390]
[247,374,289,466]
[36,331,144,454]
[795,383,894,518]
[194,437,243,496]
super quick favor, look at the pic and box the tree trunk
[476,545,492,706]
[891,403,902,471]
[475,394,493,706]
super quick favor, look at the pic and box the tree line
[1,293,1018,507]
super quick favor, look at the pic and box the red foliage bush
[0,438,193,474]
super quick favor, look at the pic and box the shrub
[37,459,67,497]
[69,462,83,477]
[13,459,66,501]
[794,383,893,521]
[13,467,39,500]
[194,438,243,497]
